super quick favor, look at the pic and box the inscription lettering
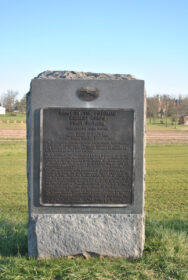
[40,108,134,205]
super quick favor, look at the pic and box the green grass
[0,123,26,130]
[0,112,26,122]
[146,145,188,216]
[0,113,26,129]
[0,142,188,279]
[146,118,188,131]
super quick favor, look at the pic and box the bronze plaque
[40,108,134,206]
[77,86,99,101]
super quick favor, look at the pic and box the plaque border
[39,108,135,207]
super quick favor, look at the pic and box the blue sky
[0,0,188,99]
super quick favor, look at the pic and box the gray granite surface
[28,214,145,258]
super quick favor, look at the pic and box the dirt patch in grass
[0,129,26,138]
[147,130,188,144]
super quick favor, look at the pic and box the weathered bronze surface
[77,86,99,101]
[40,108,134,206]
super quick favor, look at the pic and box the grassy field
[0,113,26,130]
[0,113,26,122]
[0,142,188,279]
[146,118,188,131]
[0,123,26,130]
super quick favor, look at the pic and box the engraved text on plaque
[40,108,134,206]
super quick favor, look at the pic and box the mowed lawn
[0,142,187,280]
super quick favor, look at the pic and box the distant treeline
[147,95,188,125]
[0,90,26,113]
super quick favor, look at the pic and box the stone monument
[27,71,145,258]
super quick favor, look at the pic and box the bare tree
[168,99,179,128]
[0,90,18,112]
[147,95,159,124]
[179,96,188,115]
[159,95,171,127]
[14,94,26,112]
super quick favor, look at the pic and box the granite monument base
[28,214,144,258]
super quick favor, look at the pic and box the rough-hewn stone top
[36,71,136,80]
